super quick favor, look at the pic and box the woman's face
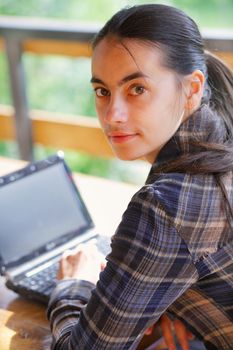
[91,37,188,163]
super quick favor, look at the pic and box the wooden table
[0,156,164,350]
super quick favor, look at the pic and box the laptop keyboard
[17,235,112,297]
[18,260,59,295]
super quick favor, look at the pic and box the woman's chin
[114,151,143,161]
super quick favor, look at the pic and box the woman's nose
[104,97,128,124]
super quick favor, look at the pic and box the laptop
[0,152,111,304]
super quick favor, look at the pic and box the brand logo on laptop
[46,242,56,251]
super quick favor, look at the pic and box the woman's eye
[94,87,110,97]
[130,85,146,96]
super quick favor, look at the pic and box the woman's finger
[160,315,176,350]
[57,249,81,279]
[173,319,189,350]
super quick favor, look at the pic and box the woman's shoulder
[136,172,214,218]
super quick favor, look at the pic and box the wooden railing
[0,105,114,158]
[0,16,233,161]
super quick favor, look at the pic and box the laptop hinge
[5,228,98,279]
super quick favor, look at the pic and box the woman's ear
[184,69,205,111]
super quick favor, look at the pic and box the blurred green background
[0,0,233,183]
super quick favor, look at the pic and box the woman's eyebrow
[90,71,148,86]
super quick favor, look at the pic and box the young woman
[47,4,233,350]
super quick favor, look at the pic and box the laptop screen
[0,157,93,267]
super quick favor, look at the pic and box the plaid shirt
[48,105,233,349]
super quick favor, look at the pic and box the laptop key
[18,260,59,292]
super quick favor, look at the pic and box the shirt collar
[146,104,227,184]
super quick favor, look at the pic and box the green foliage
[24,55,96,116]
[1,0,233,27]
[0,53,12,105]
[0,141,18,158]
[171,0,233,28]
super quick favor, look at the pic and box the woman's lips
[108,133,138,144]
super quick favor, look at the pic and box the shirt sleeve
[47,184,199,349]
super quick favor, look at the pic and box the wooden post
[5,35,33,161]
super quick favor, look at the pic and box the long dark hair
[92,5,233,222]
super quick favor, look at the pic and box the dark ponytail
[157,52,233,175]
[205,51,233,138]
[204,53,233,229]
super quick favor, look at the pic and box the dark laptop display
[0,153,110,304]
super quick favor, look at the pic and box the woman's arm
[48,185,199,349]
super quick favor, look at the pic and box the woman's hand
[57,242,106,285]
[145,314,194,350]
